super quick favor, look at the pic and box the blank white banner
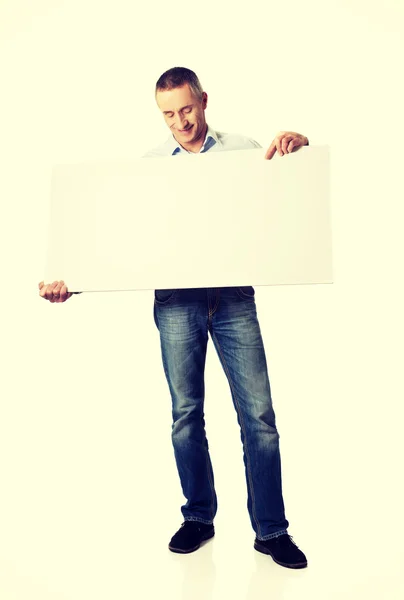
[44,145,332,292]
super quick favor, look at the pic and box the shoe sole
[168,530,215,554]
[254,541,308,569]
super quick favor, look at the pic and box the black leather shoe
[169,521,215,554]
[254,534,307,569]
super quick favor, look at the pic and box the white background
[1,1,403,599]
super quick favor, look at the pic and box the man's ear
[202,92,208,109]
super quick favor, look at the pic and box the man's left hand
[264,131,309,160]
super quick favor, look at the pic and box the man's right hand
[39,280,73,303]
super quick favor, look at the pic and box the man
[39,67,309,569]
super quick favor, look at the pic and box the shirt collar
[167,123,219,155]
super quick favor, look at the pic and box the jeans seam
[205,444,216,521]
[210,330,261,539]
[202,374,216,521]
[205,296,218,520]
[208,288,220,319]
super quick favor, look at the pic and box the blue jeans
[153,286,289,541]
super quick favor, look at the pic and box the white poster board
[44,146,332,292]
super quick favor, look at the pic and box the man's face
[156,83,208,151]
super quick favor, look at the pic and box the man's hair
[155,67,204,100]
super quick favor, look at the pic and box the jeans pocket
[236,286,255,300]
[154,289,179,305]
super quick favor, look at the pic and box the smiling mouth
[179,126,193,133]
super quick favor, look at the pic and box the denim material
[153,286,289,540]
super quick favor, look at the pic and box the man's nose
[175,115,188,130]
